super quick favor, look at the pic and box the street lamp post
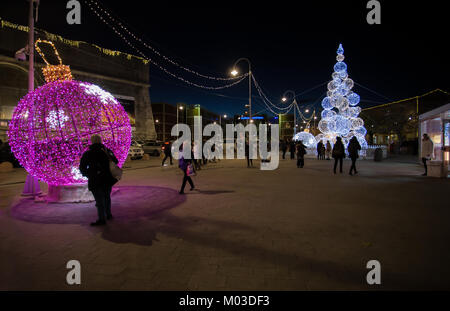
[281,90,298,135]
[231,58,251,123]
[219,114,227,129]
[22,0,41,197]
[177,104,184,137]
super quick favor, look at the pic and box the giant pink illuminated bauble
[8,80,132,185]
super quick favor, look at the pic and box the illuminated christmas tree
[316,44,368,149]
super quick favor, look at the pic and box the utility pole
[293,99,297,135]
[23,0,41,197]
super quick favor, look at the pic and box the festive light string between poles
[252,80,294,115]
[252,76,293,111]
[86,0,246,82]
[85,0,248,90]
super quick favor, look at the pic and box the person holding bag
[79,135,119,226]
[178,144,195,194]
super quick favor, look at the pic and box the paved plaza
[0,155,449,290]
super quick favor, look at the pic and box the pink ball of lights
[8,80,132,185]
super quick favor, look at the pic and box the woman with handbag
[79,135,119,226]
[178,144,195,194]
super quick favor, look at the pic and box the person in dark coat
[245,139,253,167]
[289,139,296,160]
[179,144,195,194]
[332,136,345,174]
[281,139,287,159]
[347,136,362,175]
[162,140,173,166]
[317,141,324,160]
[79,135,118,226]
[296,141,307,168]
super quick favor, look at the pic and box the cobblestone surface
[0,156,449,290]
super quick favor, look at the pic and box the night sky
[2,0,448,117]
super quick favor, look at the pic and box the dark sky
[2,0,448,117]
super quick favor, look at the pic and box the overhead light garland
[86,0,246,81]
[84,0,248,90]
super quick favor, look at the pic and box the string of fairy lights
[84,0,321,120]
[82,0,364,126]
[84,0,248,90]
[86,0,246,82]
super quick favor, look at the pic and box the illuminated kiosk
[7,40,131,202]
[419,103,450,178]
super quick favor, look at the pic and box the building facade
[151,102,221,142]
[360,89,449,154]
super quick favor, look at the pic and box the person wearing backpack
[347,136,362,175]
[332,136,345,174]
[79,134,118,226]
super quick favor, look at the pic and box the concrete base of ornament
[45,184,95,203]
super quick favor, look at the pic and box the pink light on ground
[8,80,131,185]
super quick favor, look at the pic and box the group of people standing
[316,140,332,160]
[281,136,362,175]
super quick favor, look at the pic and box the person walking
[332,136,345,174]
[245,139,253,167]
[347,136,361,175]
[178,144,195,194]
[79,135,118,226]
[325,140,332,160]
[421,133,434,176]
[162,140,173,166]
[192,141,201,171]
[296,141,307,168]
[281,139,287,160]
[317,141,323,160]
[289,139,296,160]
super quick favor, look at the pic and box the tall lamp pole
[281,90,298,135]
[231,58,251,123]
[23,0,41,197]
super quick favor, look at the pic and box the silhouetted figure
[162,140,173,166]
[317,141,323,160]
[192,141,201,170]
[332,137,345,174]
[421,133,434,176]
[179,145,195,194]
[79,135,118,226]
[245,140,253,167]
[281,139,287,159]
[347,136,361,175]
[325,141,332,160]
[296,141,307,168]
[289,139,295,159]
